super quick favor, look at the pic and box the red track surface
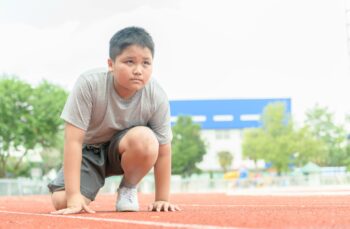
[1,193,350,228]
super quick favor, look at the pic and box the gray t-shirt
[61,69,173,145]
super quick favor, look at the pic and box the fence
[2,173,350,196]
[0,178,49,196]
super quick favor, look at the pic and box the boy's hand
[148,201,181,212]
[51,193,95,215]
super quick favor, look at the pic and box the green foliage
[5,157,32,177]
[345,142,350,170]
[261,102,293,137]
[241,128,267,161]
[243,102,326,174]
[0,78,32,151]
[243,103,292,173]
[304,105,349,167]
[0,76,68,177]
[171,116,206,177]
[40,130,64,175]
[217,150,233,172]
[292,127,327,166]
[31,81,68,147]
[40,148,63,175]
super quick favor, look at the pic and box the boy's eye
[125,60,133,64]
[143,61,151,65]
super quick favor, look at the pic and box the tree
[5,156,32,177]
[304,105,348,166]
[171,116,206,177]
[0,77,33,177]
[345,115,350,169]
[0,76,68,177]
[243,102,325,174]
[31,81,68,148]
[345,139,350,170]
[242,128,268,162]
[243,102,294,173]
[217,150,233,172]
[39,130,64,175]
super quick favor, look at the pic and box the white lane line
[0,210,241,229]
[226,191,350,196]
[180,204,349,208]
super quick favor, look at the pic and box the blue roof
[169,98,291,129]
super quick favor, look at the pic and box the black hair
[109,26,155,61]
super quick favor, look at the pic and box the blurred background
[0,0,350,195]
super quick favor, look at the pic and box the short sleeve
[60,75,93,131]
[148,93,173,145]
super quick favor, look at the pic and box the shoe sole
[117,209,139,212]
[116,207,139,212]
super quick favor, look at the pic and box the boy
[48,26,180,214]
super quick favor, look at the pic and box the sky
[0,0,349,125]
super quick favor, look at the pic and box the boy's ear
[107,58,114,71]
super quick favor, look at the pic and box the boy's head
[109,26,154,61]
[108,26,155,99]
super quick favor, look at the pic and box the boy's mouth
[130,79,143,83]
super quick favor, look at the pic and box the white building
[169,98,291,171]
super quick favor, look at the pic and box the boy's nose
[133,65,142,75]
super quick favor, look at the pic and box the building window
[213,115,234,122]
[240,114,260,121]
[191,115,207,122]
[215,130,230,140]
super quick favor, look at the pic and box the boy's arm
[154,143,171,201]
[149,143,181,212]
[52,122,94,214]
[64,123,84,202]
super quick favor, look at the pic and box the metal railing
[1,173,350,196]
[0,178,49,196]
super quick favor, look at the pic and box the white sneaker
[116,186,139,212]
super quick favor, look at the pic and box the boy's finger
[51,207,79,215]
[148,204,154,211]
[62,207,82,215]
[163,203,169,212]
[175,205,182,211]
[83,204,95,214]
[51,208,69,215]
[156,204,162,212]
[50,209,66,215]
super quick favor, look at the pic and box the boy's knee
[128,127,159,156]
[51,191,92,210]
[51,191,67,210]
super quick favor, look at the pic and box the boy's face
[108,44,153,99]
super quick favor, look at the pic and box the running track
[1,191,350,228]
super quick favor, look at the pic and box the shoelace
[119,188,136,203]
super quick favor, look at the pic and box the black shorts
[47,128,131,201]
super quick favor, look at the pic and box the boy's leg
[117,126,159,187]
[48,144,108,211]
[51,190,91,211]
[107,126,159,211]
